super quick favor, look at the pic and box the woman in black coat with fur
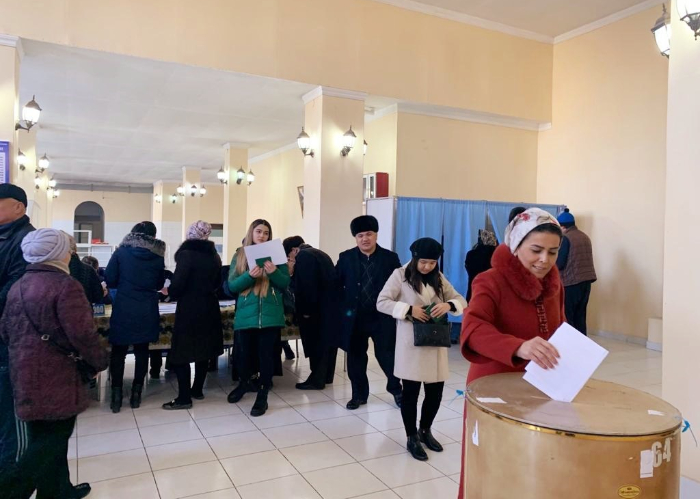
[163,221,223,410]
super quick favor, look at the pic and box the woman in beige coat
[377,237,466,462]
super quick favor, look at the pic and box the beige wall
[200,183,224,225]
[52,189,152,225]
[537,8,668,341]
[663,5,700,481]
[247,148,304,243]
[0,0,552,122]
[364,112,398,197]
[396,112,539,202]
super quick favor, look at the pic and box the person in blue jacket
[105,222,165,413]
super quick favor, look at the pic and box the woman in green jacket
[226,219,290,417]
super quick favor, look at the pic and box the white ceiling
[19,41,319,186]
[372,0,657,38]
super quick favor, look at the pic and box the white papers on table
[158,303,178,314]
[243,239,288,270]
[523,323,609,403]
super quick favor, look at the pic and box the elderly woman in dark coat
[105,221,166,413]
[162,221,223,410]
[0,229,108,499]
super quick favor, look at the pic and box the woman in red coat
[457,208,565,498]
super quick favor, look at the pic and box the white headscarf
[504,208,560,254]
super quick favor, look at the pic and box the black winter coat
[291,245,340,357]
[336,246,401,351]
[465,243,496,303]
[0,215,34,364]
[105,233,166,345]
[69,254,104,304]
[168,239,223,364]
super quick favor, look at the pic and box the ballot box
[464,373,682,499]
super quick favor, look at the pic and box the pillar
[181,167,202,241]
[0,35,20,184]
[222,144,248,263]
[302,87,366,261]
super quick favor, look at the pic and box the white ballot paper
[243,238,288,270]
[523,323,609,403]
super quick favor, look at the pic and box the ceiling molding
[366,104,398,123]
[0,34,24,59]
[249,142,298,165]
[554,0,663,44]
[368,0,553,44]
[302,86,368,105]
[396,102,550,132]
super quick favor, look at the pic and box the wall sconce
[247,169,255,186]
[236,167,246,185]
[297,127,315,157]
[677,0,700,39]
[199,186,207,197]
[34,175,42,190]
[48,187,60,199]
[170,194,178,204]
[15,95,42,132]
[154,193,162,204]
[363,140,368,156]
[176,185,185,196]
[17,149,27,171]
[48,176,57,189]
[36,153,49,173]
[190,184,198,197]
[652,4,672,57]
[340,126,357,156]
[217,167,228,184]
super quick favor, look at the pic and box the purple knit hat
[187,220,212,240]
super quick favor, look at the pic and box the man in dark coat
[283,236,339,390]
[337,215,402,410]
[0,184,34,481]
[66,235,104,304]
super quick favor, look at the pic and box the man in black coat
[283,236,339,390]
[337,216,402,410]
[0,184,34,483]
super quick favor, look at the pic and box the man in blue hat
[556,209,597,335]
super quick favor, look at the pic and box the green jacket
[228,253,290,331]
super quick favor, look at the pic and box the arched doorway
[74,201,105,245]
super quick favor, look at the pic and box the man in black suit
[283,236,339,390]
[337,216,402,410]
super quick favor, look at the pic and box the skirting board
[591,330,649,347]
[646,341,663,352]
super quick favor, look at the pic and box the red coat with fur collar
[460,244,566,384]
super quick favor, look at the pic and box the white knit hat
[21,229,71,264]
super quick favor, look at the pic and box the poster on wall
[0,141,9,184]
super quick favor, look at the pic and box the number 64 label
[651,438,672,468]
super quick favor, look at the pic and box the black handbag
[412,322,451,348]
[19,282,98,384]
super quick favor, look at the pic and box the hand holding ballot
[516,337,560,369]
[243,238,288,272]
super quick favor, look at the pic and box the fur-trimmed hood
[175,238,217,260]
[120,232,166,257]
[491,244,561,301]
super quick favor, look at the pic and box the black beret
[0,183,28,207]
[350,215,379,236]
[409,237,443,260]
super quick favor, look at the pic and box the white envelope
[243,238,288,270]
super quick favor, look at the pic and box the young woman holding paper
[457,207,565,498]
[226,219,290,417]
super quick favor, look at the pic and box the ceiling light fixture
[15,95,42,132]
[677,0,700,39]
[340,126,357,157]
[652,4,672,57]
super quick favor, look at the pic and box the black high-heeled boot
[407,434,428,461]
[419,428,443,452]
[110,387,123,414]
[130,383,143,409]
[250,386,269,417]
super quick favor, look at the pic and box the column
[181,167,202,241]
[222,144,248,263]
[153,181,182,268]
[302,87,366,261]
[0,35,20,183]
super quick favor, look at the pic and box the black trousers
[149,350,163,374]
[173,361,208,404]
[564,281,592,335]
[110,342,149,388]
[12,416,76,499]
[236,328,279,389]
[347,321,401,401]
[400,380,444,437]
[299,316,337,385]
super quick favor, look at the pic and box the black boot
[227,382,249,403]
[407,434,429,461]
[283,342,295,360]
[71,483,92,499]
[419,428,443,452]
[130,384,143,409]
[110,387,123,413]
[250,386,269,417]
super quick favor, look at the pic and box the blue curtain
[442,200,486,322]
[394,197,444,265]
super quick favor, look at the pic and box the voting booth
[464,373,682,499]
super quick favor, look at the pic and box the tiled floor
[66,336,666,499]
